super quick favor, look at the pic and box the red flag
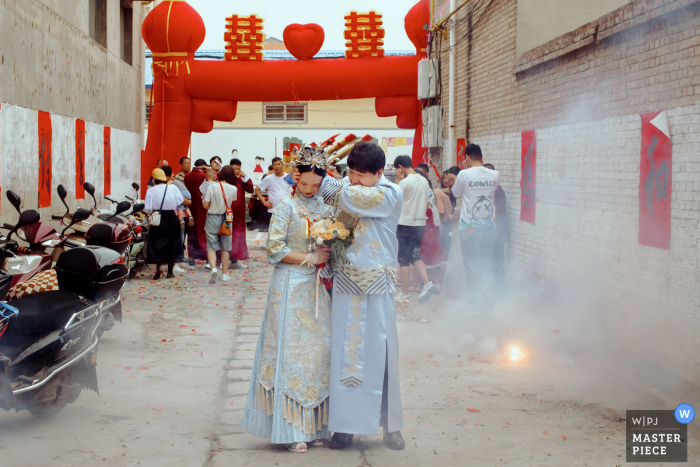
[104,126,112,196]
[76,119,86,199]
[519,130,536,223]
[38,111,52,208]
[639,111,672,249]
[456,138,466,168]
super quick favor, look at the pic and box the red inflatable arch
[141,0,429,192]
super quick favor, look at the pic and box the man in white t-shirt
[255,157,290,211]
[254,157,290,231]
[451,143,500,292]
[393,156,436,302]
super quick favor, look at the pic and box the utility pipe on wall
[448,0,456,163]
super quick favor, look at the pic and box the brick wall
[433,0,700,383]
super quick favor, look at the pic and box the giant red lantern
[141,1,429,193]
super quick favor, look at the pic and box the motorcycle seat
[0,291,87,360]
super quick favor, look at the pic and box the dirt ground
[0,233,697,466]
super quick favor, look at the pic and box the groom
[296,141,406,450]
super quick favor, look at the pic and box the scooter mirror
[61,208,90,235]
[132,182,140,191]
[72,208,92,223]
[57,184,67,200]
[115,201,131,216]
[83,182,95,196]
[6,191,21,213]
[16,210,40,229]
[131,203,145,215]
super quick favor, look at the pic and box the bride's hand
[316,246,331,264]
[292,167,301,185]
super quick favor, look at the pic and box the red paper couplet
[38,111,52,208]
[76,119,86,199]
[456,138,466,167]
[104,126,111,196]
[639,111,672,249]
[519,130,536,223]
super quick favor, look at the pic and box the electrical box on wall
[422,106,443,148]
[417,59,439,99]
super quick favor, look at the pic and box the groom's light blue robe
[319,175,404,435]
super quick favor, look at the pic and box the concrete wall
[516,0,632,55]
[434,0,700,384]
[0,103,141,219]
[0,0,145,222]
[0,0,144,133]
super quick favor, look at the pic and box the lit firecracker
[506,345,528,364]
[224,14,265,61]
[344,11,385,59]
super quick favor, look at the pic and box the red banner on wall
[519,130,536,223]
[456,138,466,168]
[76,119,86,199]
[104,126,112,196]
[38,111,52,208]
[639,110,672,249]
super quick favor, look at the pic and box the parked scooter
[0,222,127,418]
[0,192,86,290]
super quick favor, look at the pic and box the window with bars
[263,103,307,124]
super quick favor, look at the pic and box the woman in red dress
[229,158,255,265]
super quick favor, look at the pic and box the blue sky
[185,0,419,51]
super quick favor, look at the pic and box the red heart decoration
[283,24,325,61]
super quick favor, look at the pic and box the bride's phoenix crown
[291,146,334,171]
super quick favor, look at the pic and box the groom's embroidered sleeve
[266,199,292,264]
[319,176,399,218]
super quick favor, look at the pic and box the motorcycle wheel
[27,397,68,419]
[26,381,71,419]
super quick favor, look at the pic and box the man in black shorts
[394,156,436,302]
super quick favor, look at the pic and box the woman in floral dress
[241,161,333,453]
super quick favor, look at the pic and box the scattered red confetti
[560,435,567,440]
[139,367,148,370]
[552,329,559,334]
[505,421,510,425]
[230,401,234,405]
[126,310,131,312]
[162,339,167,342]
[543,431,549,435]
[155,408,163,412]
[446,395,458,398]
[179,325,187,328]
[540,399,544,402]
[605,408,612,411]
[457,355,461,358]
[467,408,480,413]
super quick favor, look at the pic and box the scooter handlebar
[63,239,83,248]
[2,223,14,230]
[51,214,63,220]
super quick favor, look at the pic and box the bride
[241,150,333,453]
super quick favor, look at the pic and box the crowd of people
[392,143,508,302]
[143,154,268,282]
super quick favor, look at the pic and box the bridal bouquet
[309,219,353,269]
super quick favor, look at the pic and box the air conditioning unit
[417,59,439,99]
[422,106,443,148]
